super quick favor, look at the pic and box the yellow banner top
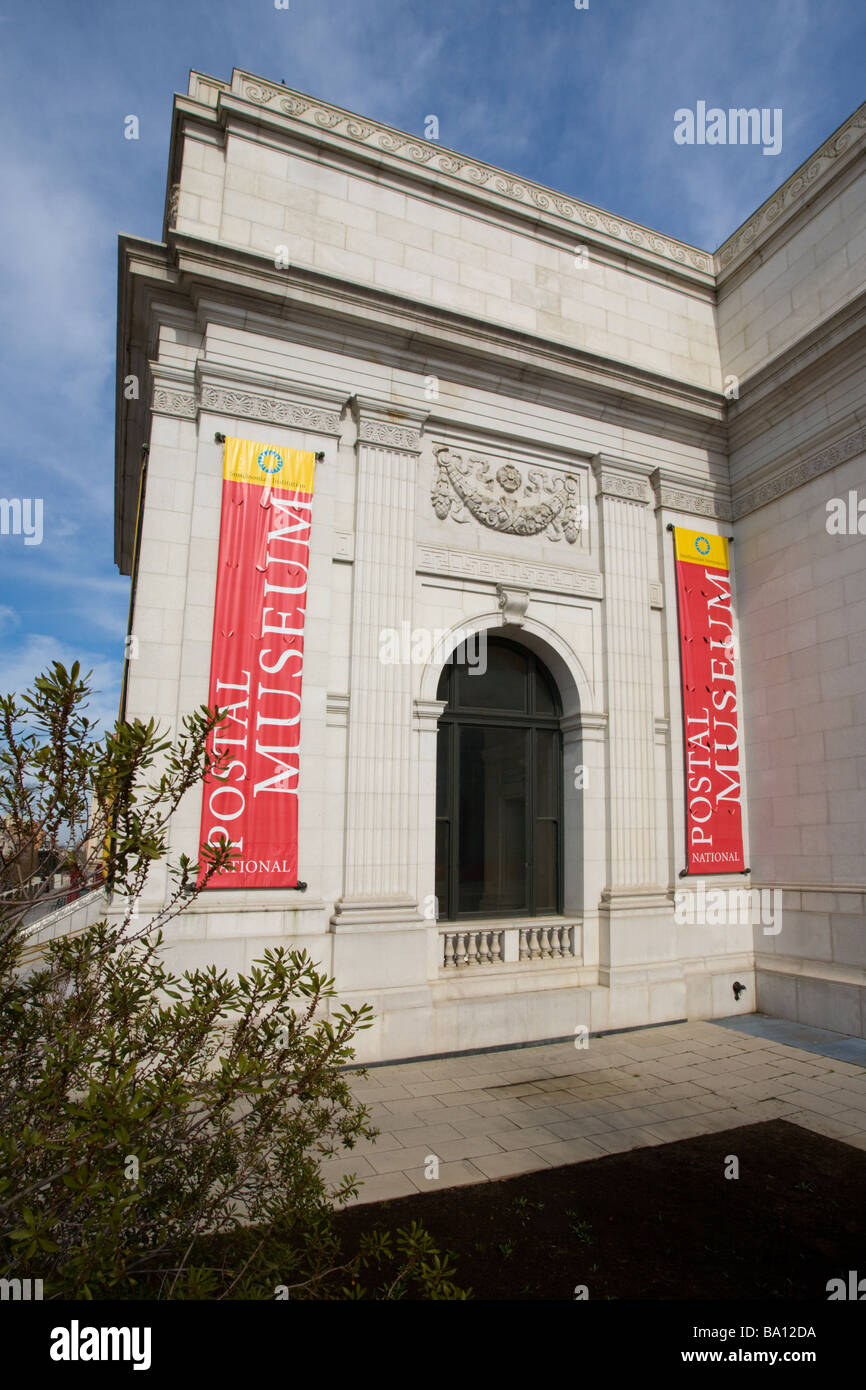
[674,527,729,570]
[223,437,316,493]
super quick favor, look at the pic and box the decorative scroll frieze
[167,182,181,230]
[238,79,712,276]
[417,544,603,599]
[357,419,422,452]
[432,446,583,543]
[717,107,866,274]
[732,426,866,519]
[152,387,196,418]
[199,384,341,434]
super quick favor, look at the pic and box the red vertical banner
[673,527,745,874]
[198,438,316,889]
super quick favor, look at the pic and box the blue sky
[0,0,863,727]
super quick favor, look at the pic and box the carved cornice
[433,446,584,543]
[357,419,423,452]
[417,545,603,600]
[595,471,651,503]
[229,74,712,277]
[152,386,196,419]
[200,384,342,434]
[591,456,653,506]
[732,425,866,519]
[651,469,733,522]
[350,396,425,452]
[716,104,866,277]
[150,376,345,433]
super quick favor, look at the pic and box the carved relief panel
[431,445,586,546]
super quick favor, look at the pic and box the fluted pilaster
[593,456,658,890]
[333,405,427,923]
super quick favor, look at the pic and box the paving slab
[339,1018,866,1205]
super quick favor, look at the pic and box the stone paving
[325,1018,866,1206]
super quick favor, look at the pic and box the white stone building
[114,70,866,1060]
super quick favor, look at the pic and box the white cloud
[0,604,19,636]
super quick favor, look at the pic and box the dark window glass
[458,725,527,914]
[436,638,562,920]
[455,641,526,711]
[535,728,558,817]
[533,819,558,914]
[533,666,558,715]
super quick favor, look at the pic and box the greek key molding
[236,77,711,277]
[152,387,196,419]
[199,384,341,434]
[432,446,584,543]
[357,419,423,452]
[717,106,866,275]
[417,545,603,600]
[732,425,866,519]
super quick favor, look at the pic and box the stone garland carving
[717,108,866,272]
[733,426,866,519]
[240,83,711,275]
[199,385,341,434]
[432,446,582,543]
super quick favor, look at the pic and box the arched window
[435,637,563,920]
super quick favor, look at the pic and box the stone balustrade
[441,921,576,968]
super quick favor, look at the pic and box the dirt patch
[334,1121,866,1299]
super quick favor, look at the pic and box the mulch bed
[333,1120,866,1299]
